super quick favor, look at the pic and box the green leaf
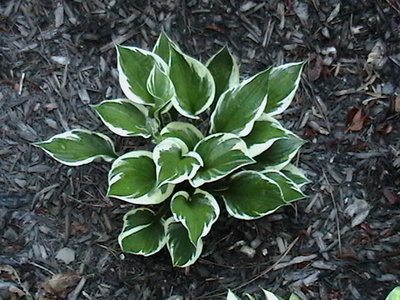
[243,115,288,157]
[169,45,215,118]
[160,121,204,150]
[166,218,203,267]
[117,45,168,106]
[207,46,239,108]
[262,171,306,202]
[34,129,116,166]
[118,208,166,256]
[386,287,400,300]
[171,189,220,245]
[146,63,175,106]
[281,164,310,187]
[190,133,255,188]
[254,131,305,171]
[264,62,303,115]
[227,290,242,300]
[153,138,203,186]
[91,99,151,138]
[221,171,286,220]
[210,68,270,137]
[108,151,174,204]
[153,31,177,63]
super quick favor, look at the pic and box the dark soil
[1,0,400,299]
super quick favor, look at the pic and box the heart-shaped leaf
[221,171,286,220]
[262,170,306,202]
[171,189,220,245]
[34,129,117,166]
[207,46,239,109]
[154,138,203,186]
[91,99,152,138]
[190,133,254,187]
[160,121,204,150]
[254,131,305,171]
[264,62,304,115]
[281,164,310,187]
[166,218,203,267]
[119,208,167,256]
[243,115,288,157]
[210,68,270,137]
[108,151,174,204]
[117,45,168,107]
[169,45,215,118]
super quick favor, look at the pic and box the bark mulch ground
[1,0,400,299]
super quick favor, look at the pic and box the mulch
[1,0,400,299]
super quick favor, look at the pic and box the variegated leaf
[210,68,270,137]
[243,115,288,157]
[254,131,305,171]
[169,45,215,118]
[207,46,239,108]
[118,208,166,256]
[117,45,168,106]
[108,151,174,204]
[281,164,310,187]
[262,290,281,300]
[146,63,175,107]
[153,31,178,64]
[263,170,306,202]
[91,99,152,138]
[264,62,304,115]
[34,129,116,166]
[190,133,254,188]
[166,218,203,267]
[171,190,220,245]
[160,121,204,150]
[221,171,286,220]
[153,138,203,186]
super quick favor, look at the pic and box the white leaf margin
[153,137,203,186]
[267,61,304,116]
[206,46,240,89]
[34,129,117,167]
[261,128,305,172]
[226,290,242,300]
[107,150,174,204]
[91,99,151,138]
[118,208,167,256]
[169,45,216,119]
[222,170,286,220]
[190,133,255,188]
[282,163,311,187]
[171,189,220,244]
[210,69,269,137]
[160,121,204,148]
[117,46,169,106]
[247,114,289,157]
[165,217,204,268]
[262,169,305,201]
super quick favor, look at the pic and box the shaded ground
[1,0,400,299]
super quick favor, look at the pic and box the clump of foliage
[227,288,300,300]
[35,33,309,267]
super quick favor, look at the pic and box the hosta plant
[35,33,309,267]
[387,287,400,300]
[227,289,300,300]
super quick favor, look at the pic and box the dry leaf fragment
[346,107,367,131]
[41,272,81,298]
